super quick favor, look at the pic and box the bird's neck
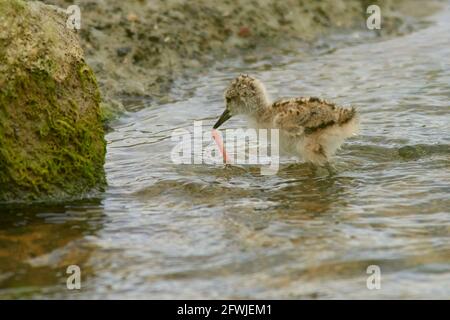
[241,92,270,121]
[252,92,270,114]
[249,104,273,128]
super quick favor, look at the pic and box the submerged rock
[0,0,106,203]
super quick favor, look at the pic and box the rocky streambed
[38,0,429,114]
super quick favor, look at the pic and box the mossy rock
[0,0,106,203]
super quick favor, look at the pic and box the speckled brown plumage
[214,75,359,165]
[267,97,356,135]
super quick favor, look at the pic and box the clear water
[1,6,449,299]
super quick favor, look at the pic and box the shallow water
[1,6,450,299]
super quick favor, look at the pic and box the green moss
[0,66,106,202]
[0,0,25,14]
[0,0,106,203]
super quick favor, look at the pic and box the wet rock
[116,46,132,57]
[0,0,106,203]
[243,55,258,64]
[126,12,139,23]
[398,145,426,160]
[238,26,251,38]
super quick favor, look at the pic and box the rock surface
[0,0,106,202]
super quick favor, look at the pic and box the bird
[213,74,359,165]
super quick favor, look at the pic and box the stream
[1,4,449,299]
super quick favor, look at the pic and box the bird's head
[213,74,269,129]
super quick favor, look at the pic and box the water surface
[1,5,449,299]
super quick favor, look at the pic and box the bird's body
[213,75,359,165]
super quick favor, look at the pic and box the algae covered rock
[0,0,106,202]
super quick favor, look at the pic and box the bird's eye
[226,97,231,103]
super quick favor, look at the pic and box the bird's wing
[270,97,355,135]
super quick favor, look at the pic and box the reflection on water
[0,200,104,298]
[1,5,450,299]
